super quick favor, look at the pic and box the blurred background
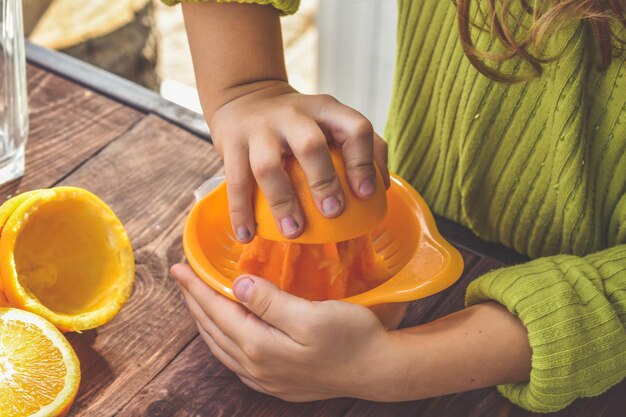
[24,0,396,132]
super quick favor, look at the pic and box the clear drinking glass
[0,0,28,184]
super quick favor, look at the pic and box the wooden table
[21,43,625,417]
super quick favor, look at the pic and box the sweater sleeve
[160,0,300,15]
[466,245,626,413]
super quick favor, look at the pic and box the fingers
[172,264,309,370]
[285,117,345,218]
[374,133,391,189]
[233,274,312,343]
[316,95,378,200]
[248,132,305,239]
[179,284,246,362]
[223,143,255,242]
[197,325,250,378]
[172,264,258,347]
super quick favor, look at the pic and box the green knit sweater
[168,0,626,412]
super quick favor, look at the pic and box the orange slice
[0,187,135,332]
[0,307,80,417]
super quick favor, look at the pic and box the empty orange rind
[183,172,464,306]
[0,187,135,332]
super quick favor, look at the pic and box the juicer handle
[194,176,226,203]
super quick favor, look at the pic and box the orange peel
[0,187,135,332]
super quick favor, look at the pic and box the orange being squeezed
[235,233,390,300]
[184,147,465,308]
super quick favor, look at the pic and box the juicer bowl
[183,174,464,307]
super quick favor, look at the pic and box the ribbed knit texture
[165,0,626,412]
[386,2,626,412]
[386,2,626,258]
[466,249,626,412]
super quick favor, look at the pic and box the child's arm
[172,240,626,411]
[171,263,532,402]
[183,2,390,242]
[465,247,626,412]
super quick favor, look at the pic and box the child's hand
[209,80,391,242]
[171,263,396,402]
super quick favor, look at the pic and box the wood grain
[0,64,144,199]
[117,336,357,417]
[51,115,222,416]
[26,43,211,140]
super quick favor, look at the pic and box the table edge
[25,42,211,141]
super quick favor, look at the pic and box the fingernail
[234,277,254,302]
[359,179,375,197]
[280,216,299,236]
[322,196,341,216]
[236,225,251,242]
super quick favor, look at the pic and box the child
[167,0,626,412]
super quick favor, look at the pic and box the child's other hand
[209,80,391,243]
[171,263,395,402]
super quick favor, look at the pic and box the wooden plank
[48,114,223,416]
[117,336,357,417]
[0,64,144,199]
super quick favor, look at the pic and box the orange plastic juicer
[183,146,463,307]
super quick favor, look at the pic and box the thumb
[233,275,311,336]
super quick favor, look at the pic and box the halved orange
[254,146,387,244]
[0,187,135,332]
[0,307,80,417]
